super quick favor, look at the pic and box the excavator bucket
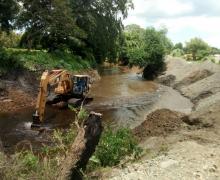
[32,111,41,128]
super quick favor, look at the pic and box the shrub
[0,48,23,75]
[196,49,210,61]
[91,128,142,167]
[185,37,210,61]
[171,48,184,57]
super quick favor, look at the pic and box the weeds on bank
[0,107,142,179]
[86,128,143,172]
[0,150,58,180]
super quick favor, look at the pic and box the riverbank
[0,49,100,113]
[97,57,220,179]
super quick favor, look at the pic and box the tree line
[0,0,133,63]
[171,38,220,61]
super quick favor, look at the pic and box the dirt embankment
[157,57,220,127]
[0,71,39,113]
[0,69,100,114]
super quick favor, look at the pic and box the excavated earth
[98,57,220,180]
[133,109,186,141]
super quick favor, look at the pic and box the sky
[123,0,220,48]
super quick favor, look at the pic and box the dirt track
[99,57,220,180]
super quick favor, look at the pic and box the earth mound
[133,109,185,141]
[174,69,213,90]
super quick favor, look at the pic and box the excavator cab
[73,75,91,96]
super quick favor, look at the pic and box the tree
[17,0,85,51]
[210,47,220,55]
[119,24,145,65]
[0,0,19,32]
[17,0,133,63]
[185,38,210,60]
[120,26,167,79]
[70,0,133,63]
[141,27,166,79]
[158,27,173,54]
[173,42,183,50]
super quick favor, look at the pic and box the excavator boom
[32,69,91,126]
[32,71,50,124]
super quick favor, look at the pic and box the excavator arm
[32,70,73,124]
[32,71,50,124]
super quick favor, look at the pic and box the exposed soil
[133,109,185,141]
[99,57,220,179]
[0,87,36,113]
[0,70,38,113]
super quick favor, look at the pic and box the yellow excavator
[32,69,91,125]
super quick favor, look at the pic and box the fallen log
[59,112,103,180]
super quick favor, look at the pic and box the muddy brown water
[0,66,192,152]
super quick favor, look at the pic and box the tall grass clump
[0,150,58,180]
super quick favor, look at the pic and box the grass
[0,124,77,180]
[0,125,142,179]
[0,48,97,75]
[0,108,142,179]
[0,150,58,180]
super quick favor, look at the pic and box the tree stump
[59,112,103,180]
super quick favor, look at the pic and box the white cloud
[124,0,220,47]
[154,16,220,47]
[126,0,193,20]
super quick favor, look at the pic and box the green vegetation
[15,0,133,63]
[87,128,142,172]
[0,150,58,180]
[171,48,184,57]
[185,38,210,61]
[171,38,220,62]
[0,122,77,180]
[173,42,183,50]
[0,32,21,48]
[0,48,96,76]
[0,0,18,32]
[120,25,170,79]
[0,127,141,179]
[0,0,134,74]
[0,107,141,179]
